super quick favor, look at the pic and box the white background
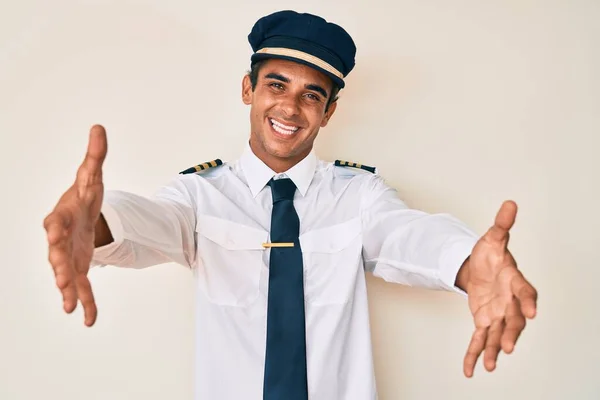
[1,0,598,399]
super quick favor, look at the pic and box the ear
[242,74,253,105]
[320,100,338,128]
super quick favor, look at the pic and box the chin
[250,121,312,163]
[264,142,297,160]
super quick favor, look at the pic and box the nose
[279,93,301,117]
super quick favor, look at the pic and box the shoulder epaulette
[179,159,223,174]
[334,160,376,173]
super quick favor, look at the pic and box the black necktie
[263,178,308,400]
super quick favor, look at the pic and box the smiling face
[242,58,338,173]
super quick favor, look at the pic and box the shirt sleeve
[91,177,197,269]
[360,175,479,295]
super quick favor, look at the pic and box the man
[43,10,537,400]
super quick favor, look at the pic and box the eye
[305,93,322,102]
[269,82,284,90]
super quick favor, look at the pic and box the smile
[269,118,300,135]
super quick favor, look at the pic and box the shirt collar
[240,143,317,198]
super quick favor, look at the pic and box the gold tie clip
[262,242,295,248]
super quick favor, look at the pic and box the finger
[44,210,71,246]
[486,200,517,243]
[501,298,527,354]
[74,273,97,327]
[484,319,505,372]
[77,125,108,187]
[511,271,538,319]
[464,327,487,378]
[47,237,78,313]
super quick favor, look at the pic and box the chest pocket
[195,215,267,307]
[300,217,363,306]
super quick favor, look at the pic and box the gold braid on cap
[256,47,344,80]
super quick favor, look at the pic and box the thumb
[83,124,108,173]
[76,125,108,186]
[486,200,517,243]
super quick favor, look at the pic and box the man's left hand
[459,200,538,377]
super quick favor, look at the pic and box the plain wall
[1,0,598,399]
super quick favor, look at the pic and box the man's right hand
[44,125,108,327]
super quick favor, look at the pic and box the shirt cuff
[438,236,478,297]
[91,201,125,267]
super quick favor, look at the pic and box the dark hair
[248,60,340,112]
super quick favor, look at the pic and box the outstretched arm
[44,125,197,327]
[360,175,537,377]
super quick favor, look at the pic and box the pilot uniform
[92,10,479,400]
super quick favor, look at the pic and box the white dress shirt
[93,144,479,399]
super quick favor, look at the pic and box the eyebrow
[264,72,329,99]
[265,72,289,83]
[305,84,328,99]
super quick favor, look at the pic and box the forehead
[259,58,331,87]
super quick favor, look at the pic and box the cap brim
[251,53,345,89]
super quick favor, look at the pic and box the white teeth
[272,124,295,135]
[270,118,299,134]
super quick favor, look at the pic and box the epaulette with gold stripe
[334,160,376,173]
[179,159,223,174]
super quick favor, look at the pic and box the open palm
[44,125,107,327]
[462,201,538,377]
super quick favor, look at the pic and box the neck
[249,139,309,173]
